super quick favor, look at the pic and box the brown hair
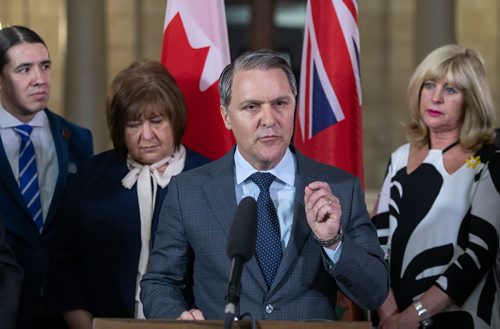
[106,59,186,159]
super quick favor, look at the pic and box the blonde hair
[406,44,496,150]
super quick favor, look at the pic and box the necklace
[429,140,460,154]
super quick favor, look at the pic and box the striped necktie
[15,125,43,232]
[249,172,282,288]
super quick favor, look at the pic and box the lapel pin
[62,127,72,140]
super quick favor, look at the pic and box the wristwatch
[413,301,433,328]
[313,229,344,248]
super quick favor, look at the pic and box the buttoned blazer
[141,146,389,320]
[0,109,93,329]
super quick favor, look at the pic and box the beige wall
[360,0,417,193]
[0,0,165,151]
[105,0,164,88]
[1,0,499,194]
[361,0,500,194]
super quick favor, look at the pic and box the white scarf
[121,145,186,318]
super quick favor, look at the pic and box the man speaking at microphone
[141,49,389,320]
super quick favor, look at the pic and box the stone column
[251,0,275,49]
[416,0,455,62]
[65,0,108,152]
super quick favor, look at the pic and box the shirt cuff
[322,241,343,263]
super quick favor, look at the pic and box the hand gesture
[304,181,342,248]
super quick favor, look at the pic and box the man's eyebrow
[239,99,264,106]
[274,95,293,101]
[15,62,33,70]
[15,59,51,70]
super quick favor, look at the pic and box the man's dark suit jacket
[141,146,389,320]
[0,109,93,329]
[0,216,23,329]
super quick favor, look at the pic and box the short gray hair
[218,49,297,108]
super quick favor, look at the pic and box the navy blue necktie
[15,125,43,232]
[249,172,282,288]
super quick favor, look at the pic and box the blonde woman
[373,44,500,329]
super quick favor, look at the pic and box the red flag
[294,0,364,184]
[161,0,235,160]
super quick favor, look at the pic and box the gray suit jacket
[141,147,388,320]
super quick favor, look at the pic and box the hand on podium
[177,308,205,320]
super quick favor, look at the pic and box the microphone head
[227,196,257,262]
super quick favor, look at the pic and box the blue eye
[445,86,457,95]
[423,81,435,90]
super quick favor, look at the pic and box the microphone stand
[224,196,257,329]
[224,257,244,329]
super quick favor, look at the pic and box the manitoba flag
[161,0,235,160]
[294,0,363,183]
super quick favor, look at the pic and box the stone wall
[1,0,499,195]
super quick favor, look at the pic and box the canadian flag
[161,0,235,160]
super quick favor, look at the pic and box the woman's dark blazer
[47,147,210,318]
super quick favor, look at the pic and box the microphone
[224,196,257,328]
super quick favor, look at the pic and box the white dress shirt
[0,106,58,223]
[234,147,296,251]
[233,146,342,262]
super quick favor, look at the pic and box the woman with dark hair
[48,59,210,328]
[373,45,500,328]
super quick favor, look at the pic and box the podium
[93,318,371,329]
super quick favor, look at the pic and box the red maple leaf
[161,13,235,160]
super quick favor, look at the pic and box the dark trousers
[18,298,68,329]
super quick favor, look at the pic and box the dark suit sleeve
[326,178,389,310]
[46,169,89,313]
[140,176,191,318]
[68,126,93,162]
[0,218,23,329]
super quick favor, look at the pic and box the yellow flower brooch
[466,155,481,169]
